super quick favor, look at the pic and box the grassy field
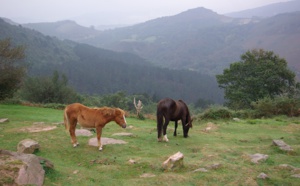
[0,104,300,185]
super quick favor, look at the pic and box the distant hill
[226,0,300,18]
[20,6,300,80]
[0,18,223,104]
[23,20,99,42]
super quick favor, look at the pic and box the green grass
[1,104,300,185]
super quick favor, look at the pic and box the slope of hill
[19,6,300,79]
[243,12,300,74]
[226,0,300,18]
[23,20,99,42]
[0,18,223,103]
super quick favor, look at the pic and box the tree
[20,71,82,104]
[0,38,26,100]
[216,49,298,109]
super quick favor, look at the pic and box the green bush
[252,96,300,117]
[43,103,66,110]
[199,106,232,120]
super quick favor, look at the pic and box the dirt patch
[19,125,57,133]
[283,124,300,133]
[202,122,218,132]
[88,137,127,146]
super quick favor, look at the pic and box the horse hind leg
[69,119,79,147]
[162,119,169,142]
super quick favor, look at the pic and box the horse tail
[156,106,164,138]
[64,107,70,131]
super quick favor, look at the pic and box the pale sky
[0,0,291,26]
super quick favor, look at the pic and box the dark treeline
[0,18,223,104]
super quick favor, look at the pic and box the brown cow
[64,103,127,151]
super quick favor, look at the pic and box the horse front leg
[173,121,178,136]
[163,119,169,142]
[96,127,103,151]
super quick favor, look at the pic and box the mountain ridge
[0,18,223,103]
[226,0,300,18]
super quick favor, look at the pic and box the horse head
[183,118,193,138]
[114,108,127,128]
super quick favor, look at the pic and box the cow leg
[163,119,169,142]
[96,127,103,151]
[173,121,178,136]
[69,120,79,147]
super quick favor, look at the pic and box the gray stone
[0,118,9,123]
[291,174,300,178]
[207,163,222,170]
[249,153,268,164]
[140,173,156,178]
[193,168,209,172]
[273,139,293,152]
[257,172,269,179]
[0,149,45,186]
[17,139,40,154]
[162,151,184,170]
[233,118,240,122]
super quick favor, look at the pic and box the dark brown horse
[156,98,193,142]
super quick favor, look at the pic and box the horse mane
[93,107,124,116]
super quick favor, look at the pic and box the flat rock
[291,174,300,178]
[0,118,9,123]
[0,149,45,186]
[140,173,156,178]
[162,151,184,170]
[257,172,269,179]
[88,137,127,146]
[272,139,293,152]
[193,168,209,172]
[249,153,268,164]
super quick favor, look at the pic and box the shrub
[199,106,232,120]
[252,96,300,117]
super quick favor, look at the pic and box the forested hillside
[0,18,223,103]
[23,5,300,79]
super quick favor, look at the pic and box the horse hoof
[99,147,103,151]
[163,135,169,142]
[157,138,163,142]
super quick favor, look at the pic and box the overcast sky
[0,0,291,26]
